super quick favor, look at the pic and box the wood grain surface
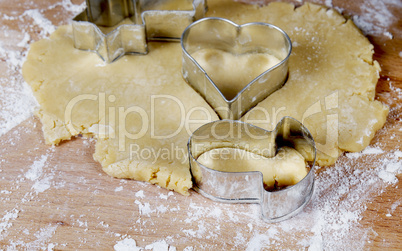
[0,0,401,250]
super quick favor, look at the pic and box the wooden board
[0,0,401,249]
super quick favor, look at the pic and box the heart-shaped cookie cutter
[181,17,292,120]
[72,0,207,62]
[188,117,316,222]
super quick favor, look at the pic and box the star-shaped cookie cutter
[188,117,316,223]
[72,0,207,62]
[181,17,292,120]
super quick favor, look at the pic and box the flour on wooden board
[352,0,402,38]
[0,0,401,250]
[0,0,85,137]
[113,143,401,250]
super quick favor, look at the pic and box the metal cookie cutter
[181,17,292,120]
[188,117,316,222]
[73,0,207,62]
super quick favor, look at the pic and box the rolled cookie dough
[191,48,281,100]
[197,147,308,189]
[22,0,388,194]
[23,26,219,195]
[206,0,388,165]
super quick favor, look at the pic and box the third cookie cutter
[188,117,316,223]
[72,0,207,62]
[181,17,292,120]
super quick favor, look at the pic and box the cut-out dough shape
[191,48,281,100]
[197,147,308,190]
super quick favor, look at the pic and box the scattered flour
[25,154,49,181]
[135,190,145,198]
[0,209,20,237]
[361,146,384,154]
[47,243,56,251]
[115,186,123,192]
[29,224,59,249]
[346,146,384,159]
[223,145,401,250]
[1,0,401,250]
[324,0,332,7]
[388,199,401,216]
[114,238,141,251]
[0,1,82,249]
[245,231,278,251]
[378,170,398,183]
[0,0,85,137]
[135,200,155,216]
[378,158,402,184]
[6,224,58,250]
[352,0,402,37]
[145,240,176,251]
[114,238,177,251]
[159,191,174,200]
[49,0,86,13]
[23,9,56,36]
[32,174,54,193]
[24,153,55,194]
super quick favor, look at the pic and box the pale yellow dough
[23,27,219,195]
[22,0,388,195]
[192,48,281,100]
[197,147,308,189]
[207,0,389,165]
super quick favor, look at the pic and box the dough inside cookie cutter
[181,17,292,120]
[72,0,207,62]
[188,117,316,222]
